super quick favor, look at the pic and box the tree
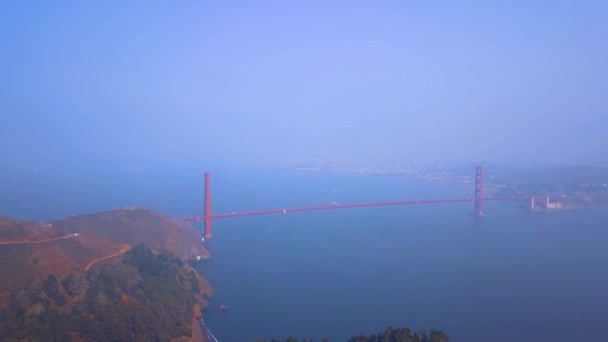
[261,326,449,342]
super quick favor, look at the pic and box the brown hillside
[1,243,213,341]
[0,208,210,294]
[0,216,60,241]
[0,209,214,341]
[0,233,124,294]
[51,207,210,260]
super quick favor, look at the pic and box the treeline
[257,326,449,342]
[0,244,203,341]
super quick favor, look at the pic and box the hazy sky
[1,1,606,168]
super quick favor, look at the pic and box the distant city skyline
[1,1,606,169]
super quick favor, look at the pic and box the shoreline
[200,317,219,342]
[526,206,608,213]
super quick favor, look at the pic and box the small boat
[219,304,229,311]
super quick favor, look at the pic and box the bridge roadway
[181,196,530,222]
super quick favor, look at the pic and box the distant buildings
[531,196,563,210]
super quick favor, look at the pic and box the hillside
[0,244,212,341]
[0,216,61,241]
[0,208,211,294]
[51,207,210,260]
[0,233,125,293]
[0,208,213,342]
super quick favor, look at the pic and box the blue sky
[1,0,606,169]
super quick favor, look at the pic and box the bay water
[3,167,608,341]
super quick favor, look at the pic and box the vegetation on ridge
[0,244,208,341]
[256,326,449,342]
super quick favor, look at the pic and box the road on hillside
[0,234,78,246]
[84,244,131,271]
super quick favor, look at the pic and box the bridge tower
[474,166,484,217]
[204,172,212,240]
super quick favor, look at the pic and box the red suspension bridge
[176,166,534,240]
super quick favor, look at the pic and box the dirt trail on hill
[0,235,76,245]
[84,244,130,271]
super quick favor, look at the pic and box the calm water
[3,167,608,341]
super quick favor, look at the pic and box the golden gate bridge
[172,166,533,240]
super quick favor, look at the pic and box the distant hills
[492,164,608,185]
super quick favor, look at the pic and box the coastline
[527,206,608,213]
[200,317,219,342]
[192,256,217,342]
